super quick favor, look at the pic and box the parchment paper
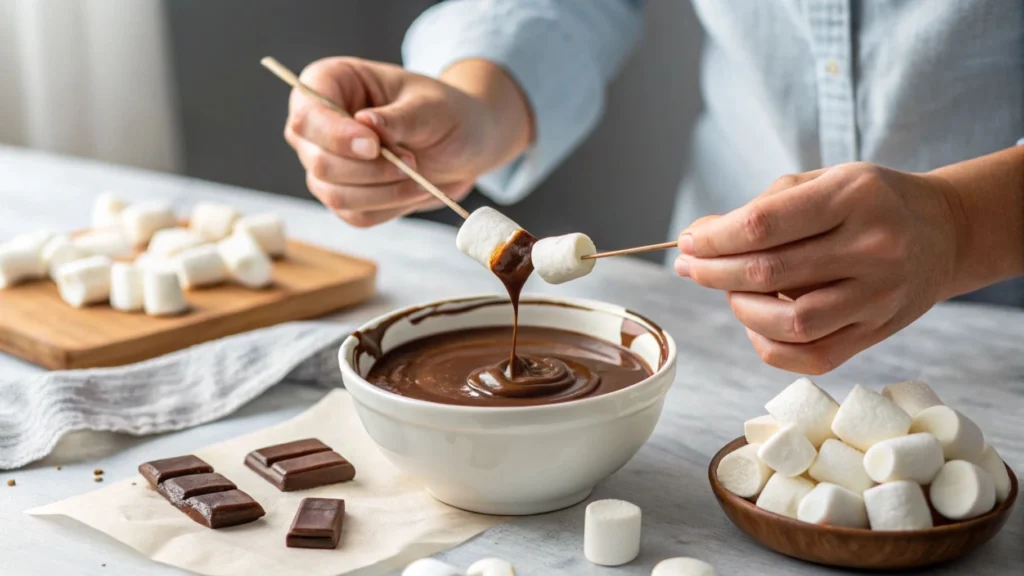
[28,390,503,576]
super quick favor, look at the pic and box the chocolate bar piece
[245,439,355,491]
[184,489,266,529]
[286,498,345,549]
[139,455,213,486]
[158,473,236,504]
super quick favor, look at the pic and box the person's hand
[674,162,966,374]
[285,57,532,227]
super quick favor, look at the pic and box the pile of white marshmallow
[0,193,286,316]
[718,378,1012,530]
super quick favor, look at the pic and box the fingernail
[674,255,690,277]
[679,234,694,256]
[351,137,378,159]
[356,110,384,127]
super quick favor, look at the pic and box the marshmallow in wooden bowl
[764,377,839,448]
[531,233,597,284]
[715,443,773,499]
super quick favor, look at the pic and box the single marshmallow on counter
[530,233,596,284]
[881,380,943,417]
[0,236,48,288]
[121,202,176,246]
[55,256,112,307]
[807,439,875,494]
[716,443,773,499]
[218,231,273,288]
[92,192,127,229]
[651,558,718,576]
[147,227,205,258]
[764,377,839,448]
[234,213,286,257]
[863,433,944,485]
[755,474,815,519]
[909,405,985,462]
[455,207,522,271]
[930,460,996,521]
[830,385,911,452]
[977,444,1012,503]
[743,415,779,444]
[584,499,642,566]
[797,482,869,528]
[466,558,514,576]
[401,558,465,576]
[110,262,144,312]
[757,425,817,477]
[72,229,134,259]
[190,202,240,241]
[863,481,932,531]
[41,235,87,279]
[175,244,227,289]
[143,267,189,316]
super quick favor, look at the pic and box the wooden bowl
[709,437,1018,570]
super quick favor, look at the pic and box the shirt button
[825,60,840,75]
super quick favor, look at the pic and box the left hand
[674,162,965,374]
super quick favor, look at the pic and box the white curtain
[0,0,181,172]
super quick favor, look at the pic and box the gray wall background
[165,0,702,261]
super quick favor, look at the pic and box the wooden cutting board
[0,239,376,370]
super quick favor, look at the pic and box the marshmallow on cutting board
[831,385,911,452]
[758,424,817,477]
[797,482,869,528]
[863,433,944,485]
[455,207,523,270]
[584,499,642,566]
[977,444,1012,503]
[72,229,134,259]
[110,262,145,312]
[530,233,596,284]
[0,231,52,287]
[651,558,718,576]
[147,227,206,258]
[909,405,985,462]
[143,268,189,316]
[765,377,839,448]
[41,235,88,279]
[234,213,286,257]
[716,443,773,499]
[743,415,779,444]
[466,558,514,576]
[755,474,815,519]
[863,481,933,531]
[807,439,875,493]
[882,380,943,417]
[190,202,240,241]
[218,231,273,288]
[92,192,127,228]
[402,559,465,576]
[121,202,177,246]
[930,460,996,521]
[55,255,112,307]
[175,244,227,289]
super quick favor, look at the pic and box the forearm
[929,144,1024,298]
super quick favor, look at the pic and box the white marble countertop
[0,146,1021,575]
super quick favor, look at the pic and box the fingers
[727,280,871,343]
[287,128,411,185]
[289,93,381,161]
[305,172,431,214]
[329,180,474,228]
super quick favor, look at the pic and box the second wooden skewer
[581,241,679,260]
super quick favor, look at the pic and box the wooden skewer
[581,241,678,260]
[260,57,471,220]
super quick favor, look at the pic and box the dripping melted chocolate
[488,229,536,378]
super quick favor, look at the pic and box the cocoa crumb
[6,479,14,487]
[55,466,62,471]
[94,477,103,483]
[93,468,104,476]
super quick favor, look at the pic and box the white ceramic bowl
[339,294,677,515]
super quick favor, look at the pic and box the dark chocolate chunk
[286,498,345,549]
[248,438,331,467]
[158,473,236,504]
[184,489,266,529]
[138,455,213,486]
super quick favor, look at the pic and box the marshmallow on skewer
[92,192,127,228]
[716,443,773,499]
[55,256,112,307]
[758,425,817,477]
[147,228,205,258]
[175,244,227,289]
[881,380,943,417]
[121,202,176,246]
[743,415,779,444]
[234,213,286,257]
[218,231,273,288]
[466,558,514,576]
[190,202,240,241]
[455,207,523,271]
[863,433,944,485]
[863,481,932,531]
[41,235,88,279]
[531,233,596,284]
[72,229,134,259]
[830,385,911,452]
[401,559,465,576]
[764,377,839,448]
[755,474,815,519]
[584,499,642,566]
[807,439,875,493]
[797,482,869,528]
[0,233,50,288]
[110,262,144,312]
[977,444,1012,503]
[909,405,985,462]
[651,558,718,576]
[143,267,189,316]
[930,460,997,521]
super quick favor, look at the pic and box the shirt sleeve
[402,0,644,205]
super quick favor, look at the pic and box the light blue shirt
[403,0,1024,303]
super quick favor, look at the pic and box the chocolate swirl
[467,355,600,401]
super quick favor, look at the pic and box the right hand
[285,57,532,227]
